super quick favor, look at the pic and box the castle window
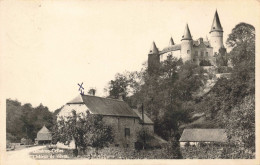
[193,59,196,62]
[187,50,190,54]
[195,51,198,56]
[125,128,130,137]
[201,51,204,57]
[206,52,208,56]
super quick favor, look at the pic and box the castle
[148,10,226,72]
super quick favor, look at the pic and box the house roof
[67,95,139,118]
[132,109,154,124]
[36,126,52,141]
[179,129,227,142]
[193,40,211,48]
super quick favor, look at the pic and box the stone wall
[102,116,154,148]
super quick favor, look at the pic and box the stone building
[57,94,165,148]
[148,10,226,72]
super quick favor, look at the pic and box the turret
[169,37,175,46]
[181,24,193,62]
[148,41,160,74]
[210,10,224,55]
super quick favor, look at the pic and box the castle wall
[148,54,160,73]
[210,31,223,55]
[181,40,193,62]
[192,46,214,66]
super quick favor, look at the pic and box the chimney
[88,88,96,96]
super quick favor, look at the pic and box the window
[125,128,130,137]
[187,50,190,54]
[201,51,204,57]
[206,52,208,56]
[195,51,198,56]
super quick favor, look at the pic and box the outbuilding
[35,125,52,145]
[179,129,227,147]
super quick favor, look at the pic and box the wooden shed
[35,125,52,145]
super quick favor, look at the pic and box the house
[179,129,227,147]
[57,94,166,149]
[35,125,52,145]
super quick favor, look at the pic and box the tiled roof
[132,109,154,124]
[67,95,139,118]
[179,129,227,142]
[193,40,211,47]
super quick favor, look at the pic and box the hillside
[6,99,54,142]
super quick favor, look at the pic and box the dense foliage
[6,99,54,142]
[52,111,113,154]
[105,58,207,140]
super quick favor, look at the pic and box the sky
[0,0,259,111]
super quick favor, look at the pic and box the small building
[35,125,52,145]
[179,129,227,147]
[57,94,165,149]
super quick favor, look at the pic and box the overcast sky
[0,0,259,111]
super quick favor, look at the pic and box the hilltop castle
[148,10,226,72]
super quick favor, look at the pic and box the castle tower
[148,41,160,74]
[181,24,193,62]
[210,10,224,55]
[169,37,175,46]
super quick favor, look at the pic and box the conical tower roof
[181,24,192,41]
[169,37,175,46]
[149,41,159,54]
[210,10,223,33]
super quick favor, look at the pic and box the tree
[136,128,153,149]
[222,95,255,158]
[53,110,113,156]
[6,99,54,142]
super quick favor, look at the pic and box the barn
[179,129,227,147]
